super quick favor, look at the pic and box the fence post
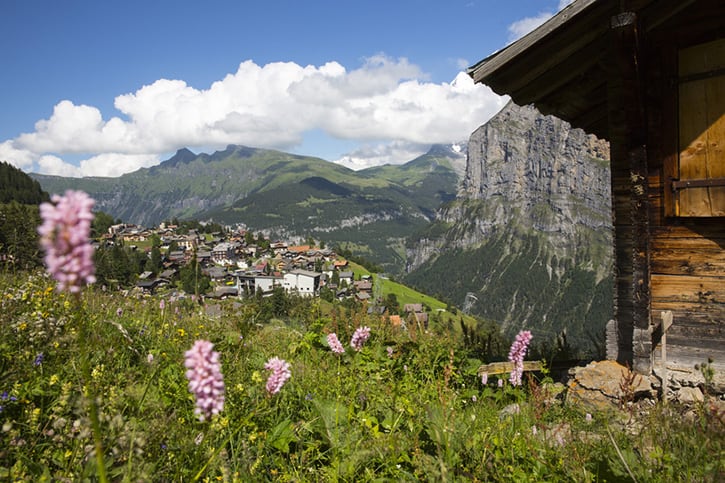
[660,310,674,401]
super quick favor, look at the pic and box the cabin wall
[645,36,725,374]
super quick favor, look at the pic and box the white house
[283,269,321,297]
[254,274,283,294]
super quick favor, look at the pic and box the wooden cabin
[468,0,724,378]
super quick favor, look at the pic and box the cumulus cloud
[3,55,506,177]
[507,0,575,42]
[334,141,431,171]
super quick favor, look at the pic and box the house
[404,303,423,314]
[211,242,237,265]
[354,280,373,293]
[254,274,283,294]
[468,0,724,377]
[338,271,354,286]
[283,269,321,297]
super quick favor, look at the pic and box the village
[103,221,430,327]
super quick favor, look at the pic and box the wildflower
[532,425,538,435]
[585,413,592,423]
[147,353,154,364]
[386,346,394,358]
[350,326,371,351]
[481,372,488,385]
[116,307,123,317]
[508,330,533,386]
[326,333,345,354]
[498,378,504,388]
[471,395,477,403]
[34,353,44,367]
[38,190,96,293]
[264,357,291,395]
[184,340,225,421]
[159,299,165,311]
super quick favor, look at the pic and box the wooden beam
[607,11,653,374]
[469,0,599,84]
[478,361,543,376]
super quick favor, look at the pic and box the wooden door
[677,37,725,217]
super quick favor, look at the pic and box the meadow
[1,271,723,482]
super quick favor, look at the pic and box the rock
[566,360,654,411]
[676,386,704,404]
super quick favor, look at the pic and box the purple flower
[116,307,123,317]
[159,299,165,311]
[350,326,371,351]
[38,190,96,293]
[264,357,291,395]
[184,340,225,421]
[34,353,44,366]
[480,372,488,385]
[498,378,504,388]
[508,330,533,386]
[327,333,345,354]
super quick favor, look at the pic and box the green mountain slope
[33,144,466,273]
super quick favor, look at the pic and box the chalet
[354,280,373,293]
[338,271,354,286]
[468,0,724,378]
[404,303,424,314]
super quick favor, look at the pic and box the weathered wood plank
[650,247,725,275]
[651,274,725,302]
[477,361,543,376]
[650,302,724,325]
[652,343,725,370]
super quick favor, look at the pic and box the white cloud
[3,56,507,177]
[507,1,575,43]
[0,141,34,170]
[79,153,160,178]
[508,12,553,42]
[37,155,83,177]
[334,141,430,170]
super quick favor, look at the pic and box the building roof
[467,0,720,140]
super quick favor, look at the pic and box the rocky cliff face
[404,102,614,356]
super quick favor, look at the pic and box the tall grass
[0,271,722,481]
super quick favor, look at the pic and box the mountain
[33,144,466,272]
[403,102,613,357]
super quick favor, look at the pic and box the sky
[0,0,573,177]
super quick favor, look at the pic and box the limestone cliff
[404,102,614,356]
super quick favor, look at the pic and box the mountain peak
[164,148,197,167]
[426,143,467,157]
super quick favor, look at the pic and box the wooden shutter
[676,38,725,217]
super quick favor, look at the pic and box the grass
[1,271,722,481]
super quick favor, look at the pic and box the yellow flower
[251,371,263,383]
[49,374,59,386]
[177,328,186,337]
[18,322,27,331]
[53,341,59,349]
[91,364,105,381]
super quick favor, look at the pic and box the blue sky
[1,0,571,177]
